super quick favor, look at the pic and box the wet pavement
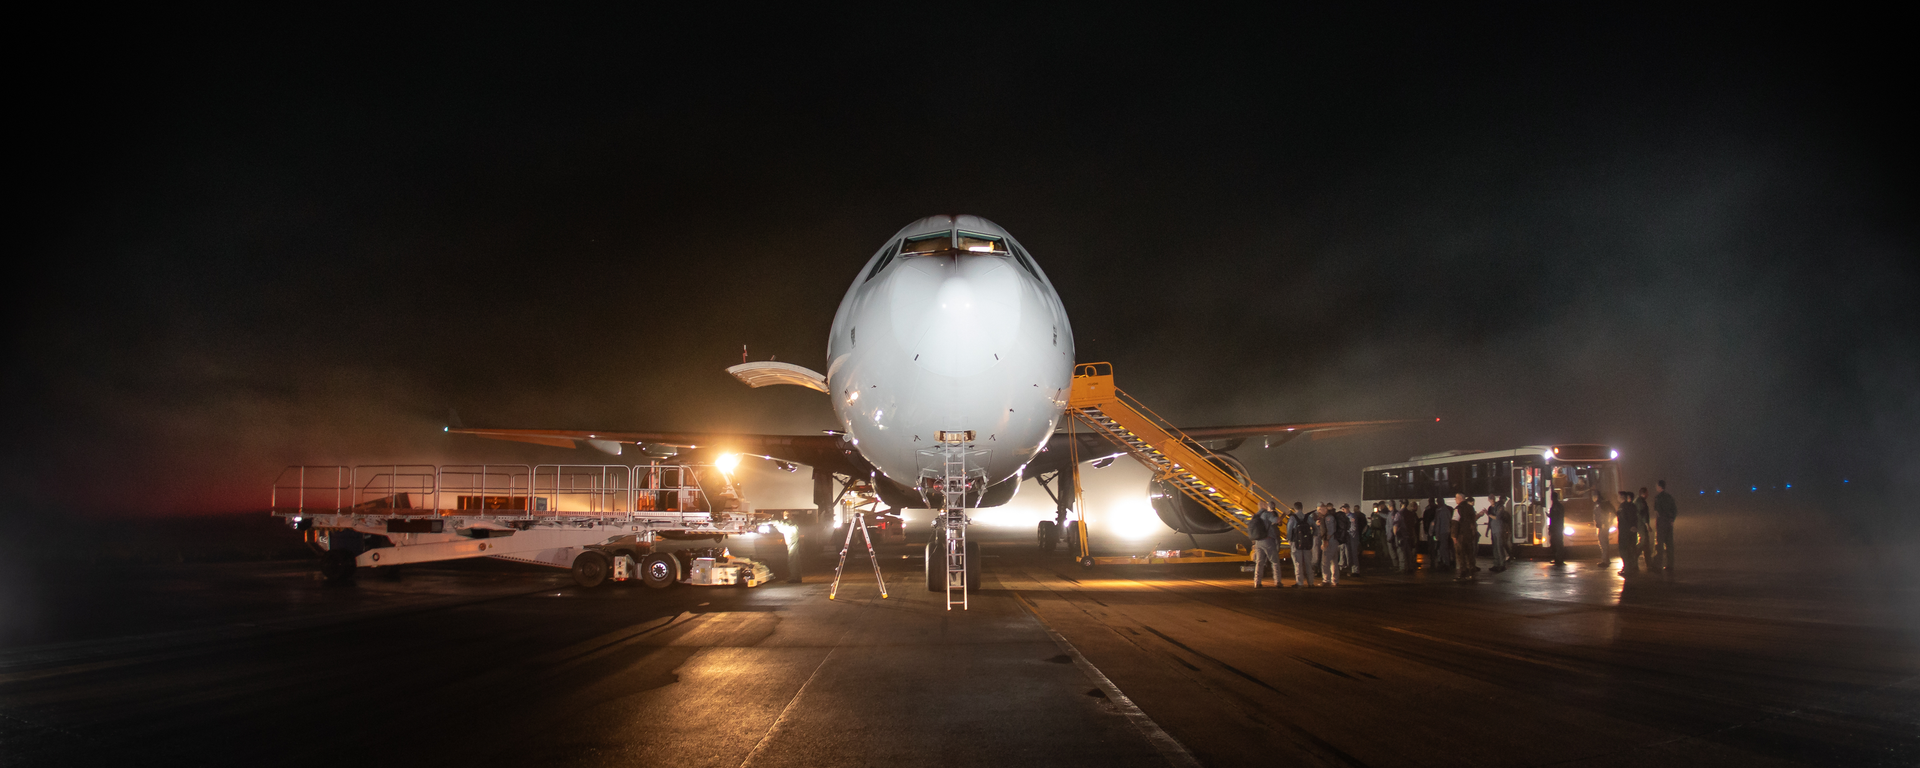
[1,534,1915,767]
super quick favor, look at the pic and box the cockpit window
[902,232,952,254]
[955,231,1006,253]
[864,239,901,281]
[1008,240,1041,279]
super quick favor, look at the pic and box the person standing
[1426,498,1454,572]
[1287,501,1316,588]
[1452,494,1478,581]
[1487,496,1510,573]
[1548,491,1566,565]
[1592,489,1615,567]
[1397,501,1418,573]
[1315,504,1342,587]
[1250,502,1283,588]
[1654,480,1678,579]
[1616,490,1640,576]
[1635,488,1656,572]
[1368,503,1389,567]
[1345,504,1366,576]
[1383,502,1405,572]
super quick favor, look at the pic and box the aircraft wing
[446,427,865,474]
[1022,418,1432,476]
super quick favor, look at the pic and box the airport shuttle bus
[1361,444,1621,547]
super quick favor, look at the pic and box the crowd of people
[1247,481,1678,588]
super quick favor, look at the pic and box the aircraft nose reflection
[891,257,1023,378]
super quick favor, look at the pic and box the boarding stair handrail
[1066,363,1285,539]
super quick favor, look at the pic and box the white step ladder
[943,446,969,611]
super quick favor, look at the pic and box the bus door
[1513,465,1543,543]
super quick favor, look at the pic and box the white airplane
[452,215,1411,585]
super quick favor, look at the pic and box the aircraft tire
[571,551,610,588]
[640,552,680,589]
[925,540,940,592]
[1037,521,1057,553]
[320,550,357,582]
[966,539,981,592]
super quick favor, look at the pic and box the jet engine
[1147,449,1249,535]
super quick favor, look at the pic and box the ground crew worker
[1315,504,1342,587]
[1592,489,1614,567]
[1654,480,1678,579]
[1616,490,1639,576]
[1287,501,1316,587]
[1250,502,1283,588]
[1369,503,1389,567]
[1487,496,1510,573]
[1548,490,1566,565]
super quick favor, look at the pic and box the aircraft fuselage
[826,215,1074,504]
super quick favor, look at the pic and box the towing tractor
[271,462,780,588]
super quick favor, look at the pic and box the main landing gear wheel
[925,540,940,592]
[966,539,981,592]
[640,552,680,589]
[1037,521,1057,553]
[320,550,357,583]
[571,551,610,588]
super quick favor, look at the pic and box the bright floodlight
[716,452,742,475]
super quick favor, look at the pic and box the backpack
[1249,513,1274,542]
[1289,514,1312,544]
[1333,513,1350,544]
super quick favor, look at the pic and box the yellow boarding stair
[1067,363,1286,549]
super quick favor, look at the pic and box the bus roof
[1361,444,1616,472]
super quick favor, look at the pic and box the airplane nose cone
[891,257,1022,377]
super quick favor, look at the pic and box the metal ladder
[942,447,969,611]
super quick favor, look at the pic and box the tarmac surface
[2,531,1916,767]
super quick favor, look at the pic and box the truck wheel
[1079,556,1096,569]
[321,550,357,582]
[640,552,680,589]
[572,551,610,588]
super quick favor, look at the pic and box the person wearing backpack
[1287,502,1316,587]
[1250,502,1283,588]
[1315,503,1343,587]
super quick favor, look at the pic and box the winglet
[726,361,829,393]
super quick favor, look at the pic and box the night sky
[10,8,1914,520]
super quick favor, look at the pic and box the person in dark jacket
[1548,490,1566,565]
[1635,488,1656,572]
[1616,490,1640,576]
[1653,480,1678,578]
[1427,498,1454,571]
[1396,501,1418,573]
[1287,501,1316,587]
[1451,494,1478,581]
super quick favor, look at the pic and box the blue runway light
[1750,486,1757,492]
[1786,483,1792,489]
